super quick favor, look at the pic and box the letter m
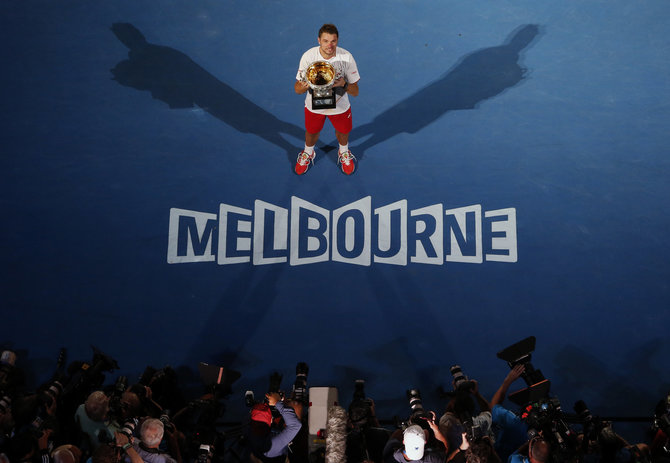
[167,208,218,263]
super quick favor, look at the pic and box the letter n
[445,205,482,263]
[410,204,443,265]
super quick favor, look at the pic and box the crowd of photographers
[1,341,669,463]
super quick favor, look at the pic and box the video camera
[171,362,240,463]
[497,336,550,406]
[521,396,578,462]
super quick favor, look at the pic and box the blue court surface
[2,0,669,437]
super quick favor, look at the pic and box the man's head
[84,391,110,422]
[317,24,339,59]
[528,437,550,463]
[52,445,82,463]
[140,418,164,448]
[465,438,501,463]
[119,391,141,420]
[403,425,426,460]
[91,444,118,463]
[318,24,338,39]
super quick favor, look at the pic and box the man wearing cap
[383,424,446,462]
[248,392,302,463]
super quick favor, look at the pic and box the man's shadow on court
[110,23,304,166]
[348,24,541,160]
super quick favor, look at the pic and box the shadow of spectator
[351,24,541,159]
[110,23,304,167]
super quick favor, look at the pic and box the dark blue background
[2,0,668,437]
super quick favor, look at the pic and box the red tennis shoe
[294,150,315,175]
[337,150,356,175]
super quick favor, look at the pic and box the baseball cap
[403,425,426,460]
[250,403,272,426]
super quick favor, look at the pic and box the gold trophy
[304,61,337,110]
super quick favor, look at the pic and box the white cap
[403,425,426,460]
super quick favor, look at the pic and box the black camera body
[348,380,375,429]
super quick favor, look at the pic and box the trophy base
[310,89,336,110]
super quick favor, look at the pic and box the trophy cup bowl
[305,61,336,98]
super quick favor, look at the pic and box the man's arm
[115,431,143,463]
[469,380,490,412]
[264,393,302,458]
[490,364,525,408]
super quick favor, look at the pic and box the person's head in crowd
[527,436,550,463]
[439,411,463,452]
[52,445,82,463]
[91,444,118,463]
[85,391,110,422]
[140,418,164,448]
[465,438,501,463]
[447,391,477,422]
[117,391,141,421]
[403,424,427,460]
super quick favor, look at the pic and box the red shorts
[304,107,353,135]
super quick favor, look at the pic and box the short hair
[318,24,339,38]
[465,438,501,463]
[52,445,81,463]
[529,437,550,462]
[85,391,109,422]
[140,418,164,447]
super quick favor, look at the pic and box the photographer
[440,379,492,460]
[247,392,302,463]
[508,436,550,463]
[383,423,447,463]
[74,391,114,451]
[125,418,181,463]
[487,365,529,461]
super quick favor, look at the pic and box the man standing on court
[294,24,360,175]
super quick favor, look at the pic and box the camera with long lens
[573,399,606,445]
[107,375,129,421]
[450,365,474,392]
[348,380,375,429]
[406,388,431,427]
[160,410,175,434]
[197,444,213,463]
[243,370,284,409]
[291,362,309,404]
[118,418,138,439]
[0,396,11,414]
[173,362,240,463]
[268,372,283,395]
[461,418,488,443]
